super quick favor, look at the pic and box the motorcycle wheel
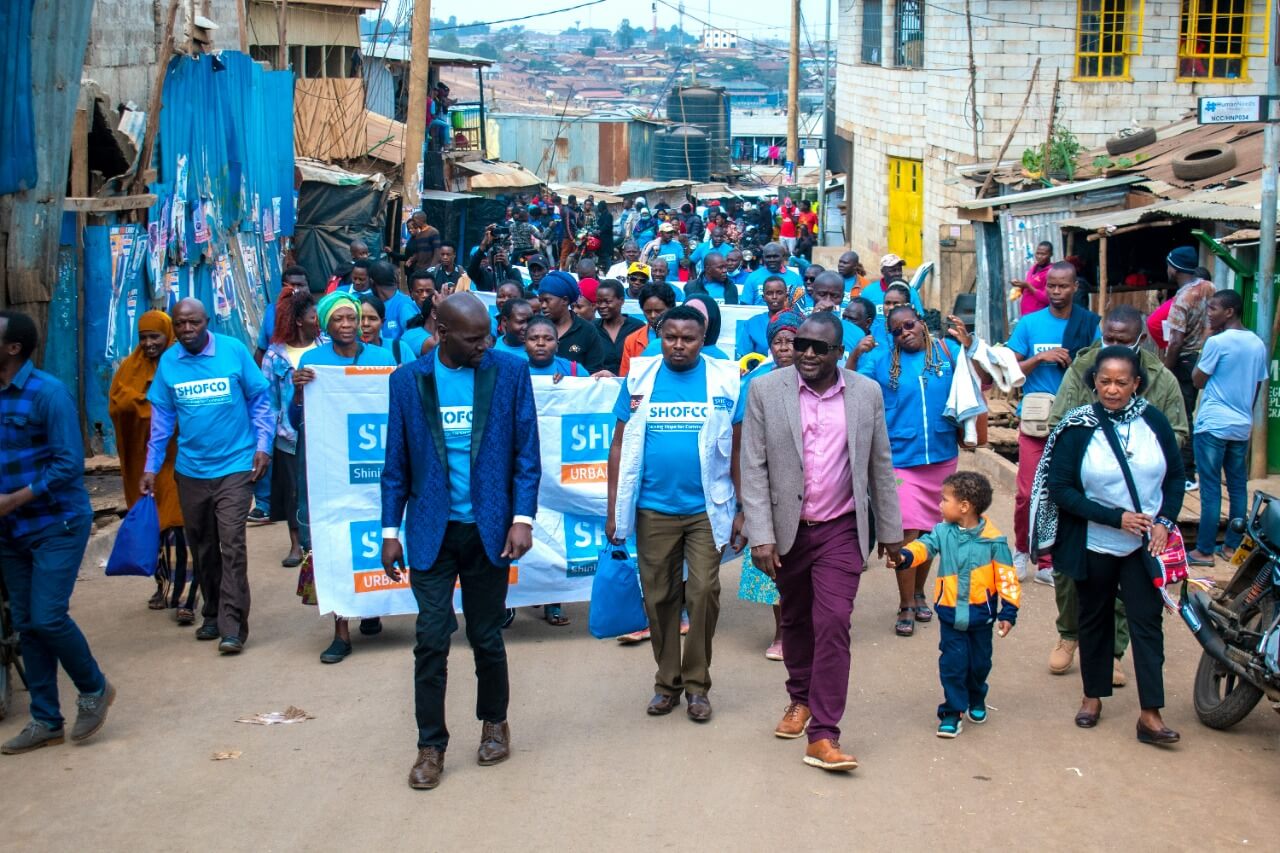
[1192,594,1273,729]
[1193,653,1263,729]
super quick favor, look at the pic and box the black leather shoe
[1074,701,1101,728]
[195,624,219,641]
[218,636,243,654]
[686,693,712,722]
[1136,721,1180,745]
[647,693,680,716]
[477,721,510,765]
[409,747,444,789]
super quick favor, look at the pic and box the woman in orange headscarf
[109,310,195,622]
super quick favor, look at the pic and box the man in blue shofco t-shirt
[1004,263,1097,586]
[607,305,741,723]
[145,299,274,654]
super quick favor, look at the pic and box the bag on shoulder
[588,548,647,639]
[1019,392,1056,437]
[105,495,161,577]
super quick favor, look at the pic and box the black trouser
[1170,350,1200,480]
[1077,548,1166,709]
[410,522,510,751]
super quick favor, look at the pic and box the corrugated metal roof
[452,159,543,189]
[361,40,494,66]
[957,175,1145,210]
[1060,180,1269,230]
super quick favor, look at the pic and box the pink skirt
[895,458,960,532]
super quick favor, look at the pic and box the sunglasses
[890,320,918,337]
[627,275,647,282]
[793,337,834,356]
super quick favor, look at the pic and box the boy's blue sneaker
[967,705,988,724]
[936,715,963,739]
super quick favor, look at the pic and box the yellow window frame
[1177,0,1271,83]
[1075,0,1146,81]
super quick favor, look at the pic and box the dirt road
[2,488,1276,852]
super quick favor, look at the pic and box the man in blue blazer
[381,293,540,791]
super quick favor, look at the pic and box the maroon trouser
[775,513,863,743]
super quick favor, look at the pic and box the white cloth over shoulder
[970,340,1025,394]
[944,343,988,446]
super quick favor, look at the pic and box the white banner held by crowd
[304,367,634,618]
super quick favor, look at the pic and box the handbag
[588,548,648,639]
[1095,407,1186,587]
[1019,392,1056,437]
[105,495,161,577]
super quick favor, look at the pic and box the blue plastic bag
[105,495,160,577]
[588,548,648,639]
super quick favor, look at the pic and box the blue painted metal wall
[0,0,36,195]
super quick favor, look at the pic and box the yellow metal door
[887,157,923,268]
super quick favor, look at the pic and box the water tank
[667,86,731,174]
[653,125,711,182]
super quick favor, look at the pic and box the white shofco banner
[304,366,632,618]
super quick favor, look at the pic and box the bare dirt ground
[2,489,1277,852]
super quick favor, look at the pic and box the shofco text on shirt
[173,377,233,406]
[646,403,708,424]
[441,406,473,434]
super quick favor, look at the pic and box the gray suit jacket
[741,365,903,559]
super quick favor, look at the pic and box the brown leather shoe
[647,693,681,715]
[408,747,444,790]
[477,721,510,765]
[774,702,811,739]
[686,693,712,722]
[803,738,859,771]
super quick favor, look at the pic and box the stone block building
[835,0,1271,289]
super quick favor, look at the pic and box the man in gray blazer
[741,313,903,772]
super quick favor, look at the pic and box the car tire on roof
[1105,126,1157,156]
[1171,143,1239,181]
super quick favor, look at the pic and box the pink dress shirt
[798,372,856,522]
[1020,262,1051,315]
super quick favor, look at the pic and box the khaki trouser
[635,509,721,696]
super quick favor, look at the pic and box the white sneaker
[1033,568,1055,587]
[1013,551,1030,582]
[1185,478,1199,492]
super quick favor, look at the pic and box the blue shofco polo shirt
[613,360,709,515]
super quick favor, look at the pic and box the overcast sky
[375,0,833,42]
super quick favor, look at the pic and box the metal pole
[786,0,800,180]
[817,0,831,245]
[1253,11,1278,477]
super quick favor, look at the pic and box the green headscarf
[317,291,361,330]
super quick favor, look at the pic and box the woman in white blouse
[1034,346,1186,745]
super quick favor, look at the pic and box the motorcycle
[1180,490,1280,729]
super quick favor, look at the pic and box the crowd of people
[0,188,1264,789]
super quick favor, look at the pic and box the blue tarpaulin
[149,51,295,345]
[0,0,36,194]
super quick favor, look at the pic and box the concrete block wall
[836,0,1270,293]
[84,0,244,107]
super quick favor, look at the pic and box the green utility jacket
[1047,341,1190,448]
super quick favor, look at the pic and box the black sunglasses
[890,319,918,337]
[793,336,834,356]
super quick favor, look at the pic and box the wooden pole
[976,58,1041,200]
[71,107,91,450]
[786,0,800,179]
[1042,68,1061,178]
[276,0,289,71]
[404,0,432,208]
[235,0,248,53]
[1098,234,1109,315]
[130,0,181,195]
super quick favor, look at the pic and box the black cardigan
[1045,405,1185,581]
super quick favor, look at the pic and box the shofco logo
[646,402,706,433]
[560,413,613,485]
[441,406,472,436]
[348,520,408,592]
[346,413,387,484]
[173,377,232,407]
[562,512,634,577]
